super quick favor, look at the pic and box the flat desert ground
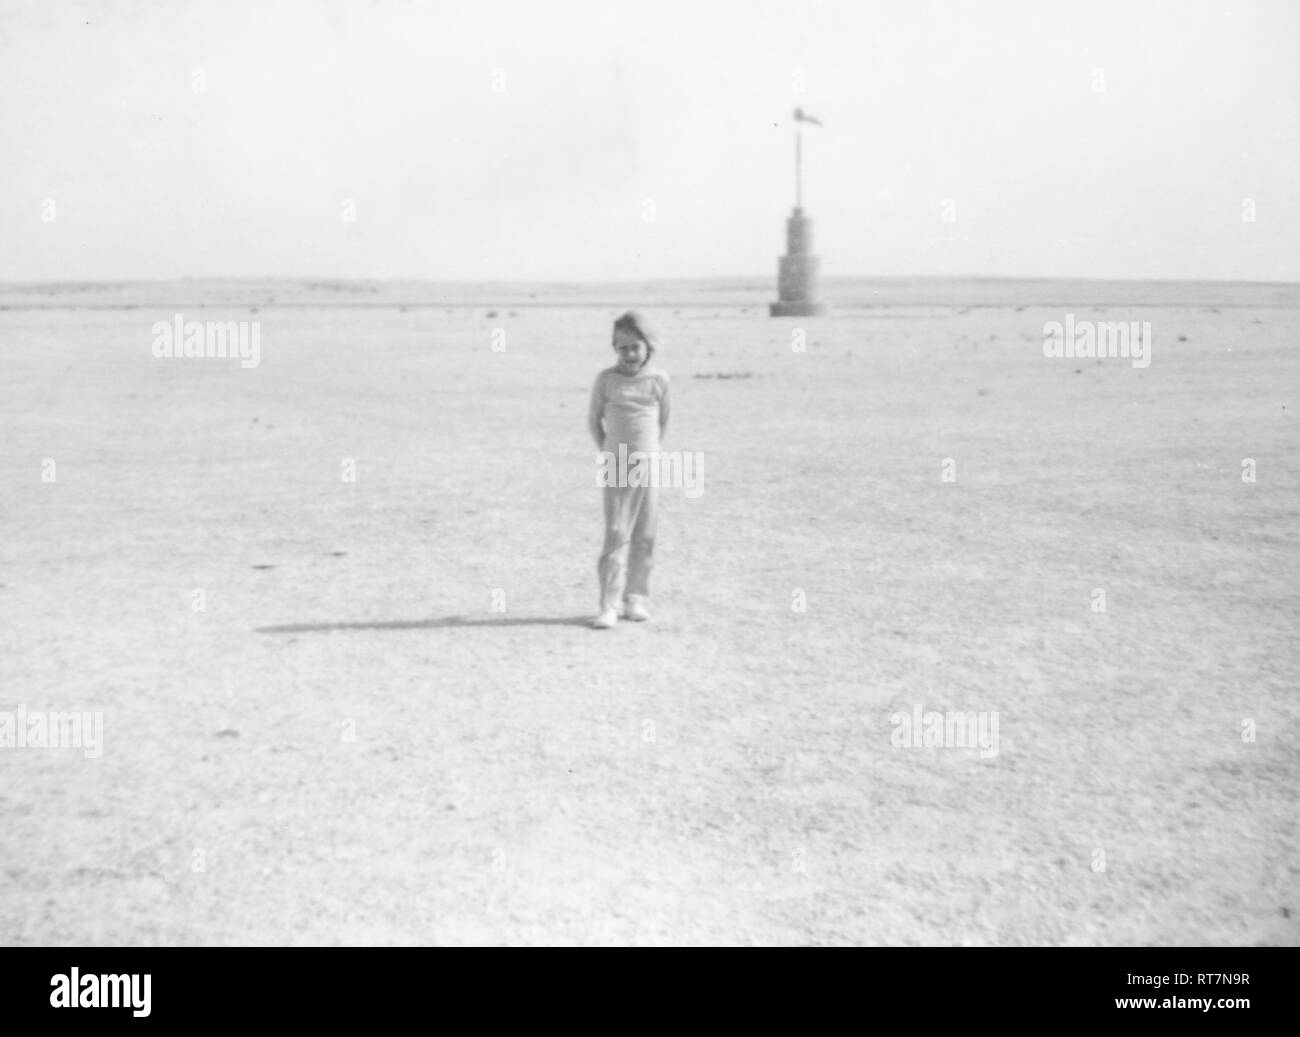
[1,277,1297,946]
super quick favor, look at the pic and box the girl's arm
[588,375,606,449]
[658,376,671,441]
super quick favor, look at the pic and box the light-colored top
[588,364,671,453]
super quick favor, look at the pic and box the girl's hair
[612,311,657,364]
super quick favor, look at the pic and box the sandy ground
[1,279,1297,946]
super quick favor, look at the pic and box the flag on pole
[793,107,823,127]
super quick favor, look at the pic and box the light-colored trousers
[597,483,658,611]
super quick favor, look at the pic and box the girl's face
[613,328,648,373]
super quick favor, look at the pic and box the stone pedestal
[769,207,829,317]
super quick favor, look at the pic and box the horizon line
[3,273,1299,289]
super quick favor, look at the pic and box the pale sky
[2,0,1297,282]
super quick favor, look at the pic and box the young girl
[587,311,671,629]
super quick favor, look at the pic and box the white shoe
[591,608,619,629]
[622,598,651,622]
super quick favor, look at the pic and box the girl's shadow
[255,615,592,634]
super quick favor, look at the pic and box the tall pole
[772,109,827,316]
[795,127,802,210]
